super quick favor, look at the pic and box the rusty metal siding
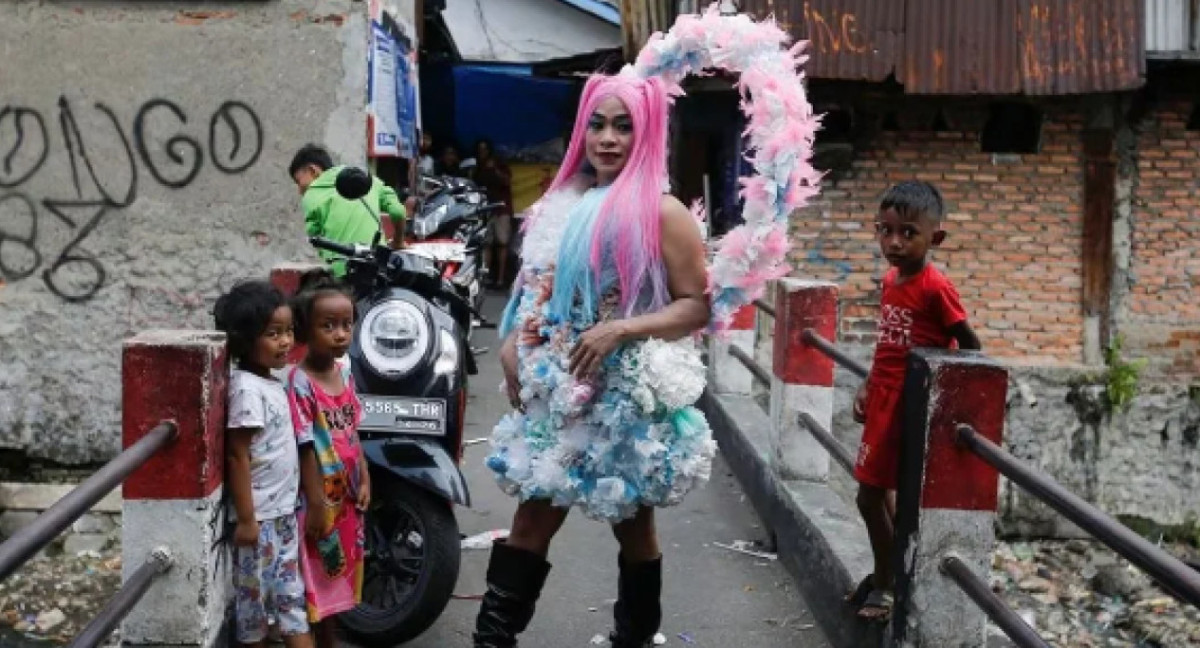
[740,0,905,82]
[1145,0,1192,51]
[902,0,1020,94]
[735,0,1144,94]
[1016,0,1145,94]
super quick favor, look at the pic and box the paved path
[388,295,833,647]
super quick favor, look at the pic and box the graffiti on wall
[0,97,263,302]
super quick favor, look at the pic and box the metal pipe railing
[956,424,1200,608]
[940,555,1050,648]
[796,412,855,475]
[0,421,178,581]
[752,299,775,318]
[69,548,173,648]
[727,344,772,386]
[800,328,868,379]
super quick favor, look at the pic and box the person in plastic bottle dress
[471,70,718,648]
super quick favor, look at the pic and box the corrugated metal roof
[733,0,1145,95]
[740,0,904,83]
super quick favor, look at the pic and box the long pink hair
[543,72,673,317]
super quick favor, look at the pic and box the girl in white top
[215,280,314,648]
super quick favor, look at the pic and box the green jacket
[302,165,406,277]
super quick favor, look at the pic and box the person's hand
[234,520,260,548]
[500,336,522,411]
[853,383,868,424]
[305,504,329,542]
[569,321,628,378]
[356,480,371,512]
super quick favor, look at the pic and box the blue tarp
[451,64,576,153]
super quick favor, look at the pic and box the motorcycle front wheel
[340,479,461,646]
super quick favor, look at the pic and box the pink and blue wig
[543,72,674,323]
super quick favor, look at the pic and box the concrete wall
[0,0,368,464]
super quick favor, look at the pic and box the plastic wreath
[632,3,822,335]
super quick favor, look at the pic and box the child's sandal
[857,589,894,622]
[844,574,875,607]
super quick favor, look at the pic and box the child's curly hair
[291,269,355,344]
[213,280,289,361]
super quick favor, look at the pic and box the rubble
[0,546,121,647]
[992,539,1200,647]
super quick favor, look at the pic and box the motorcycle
[406,174,505,338]
[308,167,479,645]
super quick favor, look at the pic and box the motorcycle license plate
[360,396,446,435]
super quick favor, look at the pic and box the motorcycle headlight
[466,192,483,205]
[434,329,459,376]
[360,300,430,377]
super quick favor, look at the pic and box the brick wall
[1126,99,1200,376]
[790,96,1086,364]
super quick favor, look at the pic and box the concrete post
[890,349,1008,648]
[121,330,230,648]
[770,279,838,482]
[708,304,757,396]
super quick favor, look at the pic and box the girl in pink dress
[287,271,370,648]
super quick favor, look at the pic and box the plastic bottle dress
[486,184,717,523]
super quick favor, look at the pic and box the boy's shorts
[234,514,309,643]
[854,382,903,490]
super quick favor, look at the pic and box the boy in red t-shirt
[847,181,981,620]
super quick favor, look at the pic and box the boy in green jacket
[289,144,407,277]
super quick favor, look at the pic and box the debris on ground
[0,546,122,646]
[461,529,510,550]
[991,539,1200,647]
[713,539,778,561]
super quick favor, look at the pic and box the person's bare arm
[569,196,710,377]
[299,445,327,541]
[226,428,260,546]
[950,321,981,351]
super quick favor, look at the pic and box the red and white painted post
[707,304,758,396]
[270,261,325,297]
[889,349,1008,648]
[771,279,838,482]
[121,331,230,648]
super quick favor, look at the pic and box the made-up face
[585,96,634,186]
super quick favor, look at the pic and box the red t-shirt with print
[869,263,968,390]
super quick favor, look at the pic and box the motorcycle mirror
[335,166,373,201]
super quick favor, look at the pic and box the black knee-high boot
[610,554,663,647]
[473,540,552,648]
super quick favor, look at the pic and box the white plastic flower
[636,338,706,412]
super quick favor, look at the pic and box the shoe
[473,540,552,648]
[609,554,662,648]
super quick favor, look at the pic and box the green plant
[1104,335,1146,412]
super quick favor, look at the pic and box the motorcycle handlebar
[308,236,360,258]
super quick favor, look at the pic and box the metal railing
[70,548,174,648]
[796,412,855,475]
[798,325,1200,645]
[957,424,1200,608]
[0,420,179,646]
[799,329,1049,645]
[940,555,1050,648]
[801,328,868,378]
[725,300,774,385]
